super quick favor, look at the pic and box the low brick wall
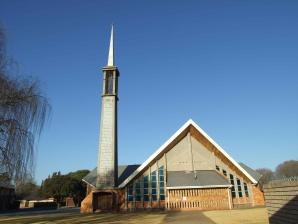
[166,188,231,211]
[263,178,298,224]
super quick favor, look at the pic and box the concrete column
[125,187,128,210]
[164,153,167,198]
[188,133,195,172]
[113,70,116,95]
[149,166,152,208]
[248,184,255,207]
[227,188,232,210]
[157,161,160,208]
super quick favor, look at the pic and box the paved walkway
[0,207,269,224]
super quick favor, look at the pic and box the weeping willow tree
[0,26,50,184]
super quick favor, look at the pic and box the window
[222,169,227,176]
[159,166,165,200]
[143,175,149,201]
[105,71,114,94]
[237,178,243,197]
[216,165,220,171]
[243,182,249,197]
[127,184,133,201]
[151,171,157,201]
[229,174,236,198]
[135,178,141,201]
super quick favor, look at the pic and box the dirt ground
[0,207,269,224]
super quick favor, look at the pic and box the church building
[80,26,265,213]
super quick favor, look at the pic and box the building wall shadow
[163,210,216,224]
[268,195,298,224]
[264,178,298,224]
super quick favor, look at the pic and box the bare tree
[0,25,50,184]
[256,168,274,189]
[275,160,298,178]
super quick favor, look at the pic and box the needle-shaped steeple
[107,25,114,66]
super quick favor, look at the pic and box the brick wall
[167,188,230,211]
[80,187,125,213]
[263,178,298,224]
[253,185,265,206]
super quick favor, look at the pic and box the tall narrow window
[159,166,165,200]
[243,182,249,197]
[127,184,133,202]
[151,171,157,201]
[105,71,114,94]
[135,178,141,201]
[229,174,236,198]
[216,165,220,171]
[237,178,243,197]
[143,175,149,201]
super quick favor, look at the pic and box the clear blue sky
[1,0,297,184]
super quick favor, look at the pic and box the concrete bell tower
[96,25,119,189]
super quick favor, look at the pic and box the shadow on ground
[163,211,216,224]
[0,207,268,224]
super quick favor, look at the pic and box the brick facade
[81,187,125,213]
[252,185,265,206]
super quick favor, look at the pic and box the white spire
[107,25,114,66]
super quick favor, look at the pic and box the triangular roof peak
[119,119,257,188]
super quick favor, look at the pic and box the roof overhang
[118,119,258,188]
[167,184,232,190]
[82,178,96,188]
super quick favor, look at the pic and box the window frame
[158,166,165,201]
[237,178,243,198]
[151,170,157,201]
[243,182,249,197]
[127,184,133,202]
[229,174,236,198]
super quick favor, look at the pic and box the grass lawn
[0,207,269,224]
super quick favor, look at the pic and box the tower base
[80,188,124,213]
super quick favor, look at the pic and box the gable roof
[167,170,231,189]
[119,119,258,188]
[239,162,262,182]
[82,164,140,188]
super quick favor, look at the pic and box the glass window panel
[135,178,142,201]
[152,195,157,201]
[144,195,149,202]
[128,184,133,202]
[244,182,249,197]
[151,171,157,201]
[160,188,165,194]
[237,178,243,198]
[158,166,165,201]
[229,174,236,198]
[143,175,149,202]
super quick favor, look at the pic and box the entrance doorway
[93,191,116,211]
